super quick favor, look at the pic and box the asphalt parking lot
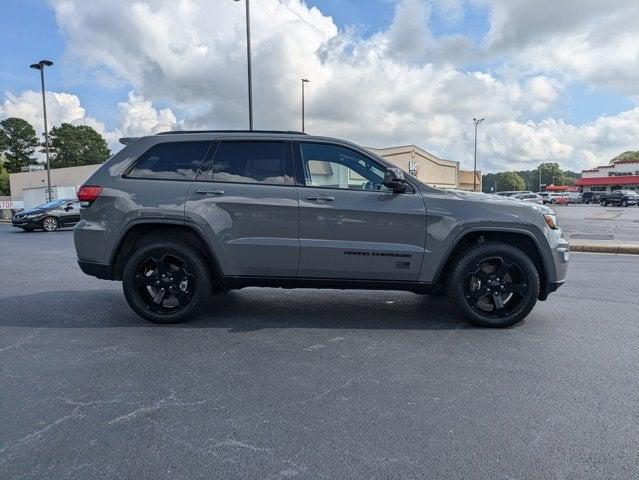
[554,203,639,245]
[1,223,638,479]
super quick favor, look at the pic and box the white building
[576,161,639,192]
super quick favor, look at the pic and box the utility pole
[473,118,484,191]
[30,60,54,201]
[235,0,253,130]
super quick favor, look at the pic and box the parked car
[564,192,582,204]
[600,190,639,207]
[12,198,81,232]
[496,190,532,197]
[513,192,544,204]
[544,193,569,205]
[581,191,606,204]
[74,130,569,328]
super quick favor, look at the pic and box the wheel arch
[433,227,553,301]
[110,220,222,281]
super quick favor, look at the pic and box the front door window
[300,143,390,192]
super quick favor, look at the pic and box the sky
[1,0,638,173]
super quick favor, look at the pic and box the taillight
[77,185,103,203]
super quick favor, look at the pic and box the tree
[538,162,569,188]
[0,117,39,173]
[497,171,526,191]
[482,163,582,193]
[0,155,10,196]
[609,151,639,164]
[49,123,111,169]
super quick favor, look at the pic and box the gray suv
[74,131,569,327]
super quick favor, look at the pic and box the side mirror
[383,168,408,193]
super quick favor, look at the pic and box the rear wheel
[601,200,607,207]
[446,242,540,328]
[42,216,58,232]
[122,241,212,324]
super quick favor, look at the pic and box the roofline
[156,129,307,136]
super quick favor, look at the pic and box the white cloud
[484,0,639,92]
[115,92,179,137]
[0,90,180,154]
[0,90,103,137]
[2,0,634,173]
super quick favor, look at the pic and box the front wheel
[122,241,212,324]
[601,200,607,207]
[446,242,540,328]
[621,200,628,207]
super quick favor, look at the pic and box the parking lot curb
[571,243,639,255]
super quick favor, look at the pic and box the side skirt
[218,276,435,294]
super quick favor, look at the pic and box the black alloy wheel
[133,253,194,314]
[447,242,540,328]
[462,255,528,319]
[123,241,212,324]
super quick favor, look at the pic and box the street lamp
[30,59,54,202]
[301,78,309,132]
[234,0,253,130]
[473,117,484,192]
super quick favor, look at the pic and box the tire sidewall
[42,216,58,232]
[447,242,540,328]
[122,242,212,324]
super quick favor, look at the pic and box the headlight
[543,213,558,229]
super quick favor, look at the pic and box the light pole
[30,59,54,202]
[473,118,484,192]
[301,78,309,132]
[235,0,253,130]
[538,165,542,192]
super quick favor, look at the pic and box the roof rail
[156,129,308,136]
[119,137,140,145]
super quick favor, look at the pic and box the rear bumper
[77,260,112,280]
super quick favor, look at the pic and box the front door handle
[195,189,224,196]
[306,194,335,201]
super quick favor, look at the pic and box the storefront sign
[0,200,23,210]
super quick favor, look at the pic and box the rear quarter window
[127,141,212,181]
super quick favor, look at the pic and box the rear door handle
[306,194,334,201]
[195,189,224,196]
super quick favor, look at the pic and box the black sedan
[12,199,81,232]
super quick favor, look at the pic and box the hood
[439,189,554,214]
[14,208,47,217]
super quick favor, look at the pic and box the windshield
[36,199,66,209]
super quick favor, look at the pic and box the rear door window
[209,141,293,185]
[127,141,212,180]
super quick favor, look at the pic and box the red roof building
[576,161,639,192]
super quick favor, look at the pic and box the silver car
[74,130,569,328]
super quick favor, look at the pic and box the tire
[41,216,58,232]
[621,200,628,207]
[601,200,607,207]
[550,199,556,204]
[122,241,212,324]
[446,242,540,328]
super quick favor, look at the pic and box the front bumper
[77,260,112,280]
[12,217,43,228]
